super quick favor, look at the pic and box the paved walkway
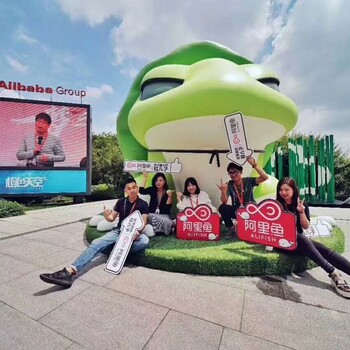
[0,202,349,350]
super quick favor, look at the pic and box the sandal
[330,272,350,299]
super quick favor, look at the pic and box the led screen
[0,97,91,195]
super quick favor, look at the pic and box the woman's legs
[311,240,350,276]
[295,234,335,274]
[296,235,350,298]
[148,214,173,235]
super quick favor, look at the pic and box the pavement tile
[219,328,290,350]
[0,237,64,262]
[0,255,40,284]
[0,204,349,350]
[40,285,168,350]
[47,222,88,234]
[241,292,350,350]
[67,343,86,350]
[26,228,85,247]
[283,268,350,312]
[106,266,245,329]
[32,248,85,269]
[0,220,38,234]
[77,254,124,286]
[1,215,56,228]
[21,214,77,225]
[195,275,285,298]
[25,200,115,219]
[67,238,90,252]
[144,310,222,350]
[0,269,91,320]
[0,305,72,350]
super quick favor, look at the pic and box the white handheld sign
[105,210,144,275]
[224,113,253,165]
[124,158,182,174]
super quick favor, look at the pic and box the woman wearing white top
[177,177,217,213]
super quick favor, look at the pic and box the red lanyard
[190,195,199,208]
[124,198,137,217]
[233,183,244,207]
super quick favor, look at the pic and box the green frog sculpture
[117,41,298,205]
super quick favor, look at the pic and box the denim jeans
[71,228,149,272]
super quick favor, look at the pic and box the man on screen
[16,112,65,167]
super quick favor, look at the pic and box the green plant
[88,184,116,201]
[0,199,25,218]
[92,133,129,197]
[85,224,344,276]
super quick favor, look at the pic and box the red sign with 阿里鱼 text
[236,199,297,250]
[177,204,220,241]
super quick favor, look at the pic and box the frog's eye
[141,78,183,100]
[258,78,280,92]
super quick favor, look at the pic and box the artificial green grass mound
[85,225,345,276]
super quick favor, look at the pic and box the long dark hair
[151,172,169,190]
[276,177,300,209]
[183,177,201,196]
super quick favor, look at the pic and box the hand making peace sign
[296,198,305,213]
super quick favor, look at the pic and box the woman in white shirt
[176,177,217,213]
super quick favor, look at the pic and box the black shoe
[40,268,73,288]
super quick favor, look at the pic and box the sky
[1,0,350,153]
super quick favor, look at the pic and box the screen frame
[0,97,92,197]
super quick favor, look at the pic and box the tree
[91,132,128,197]
[334,146,350,201]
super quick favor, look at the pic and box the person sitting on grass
[276,177,350,299]
[176,177,217,213]
[39,177,149,288]
[217,156,268,236]
[139,172,175,236]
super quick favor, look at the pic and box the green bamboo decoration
[318,138,325,201]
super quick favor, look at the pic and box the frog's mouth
[144,114,285,166]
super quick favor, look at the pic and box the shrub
[87,184,116,201]
[85,224,345,276]
[0,199,25,218]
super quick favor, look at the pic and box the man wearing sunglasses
[217,156,268,236]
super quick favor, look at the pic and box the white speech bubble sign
[105,210,144,275]
[224,112,253,165]
[124,158,182,174]
[303,219,332,238]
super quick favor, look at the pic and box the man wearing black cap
[217,156,268,236]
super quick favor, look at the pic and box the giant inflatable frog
[117,41,298,206]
